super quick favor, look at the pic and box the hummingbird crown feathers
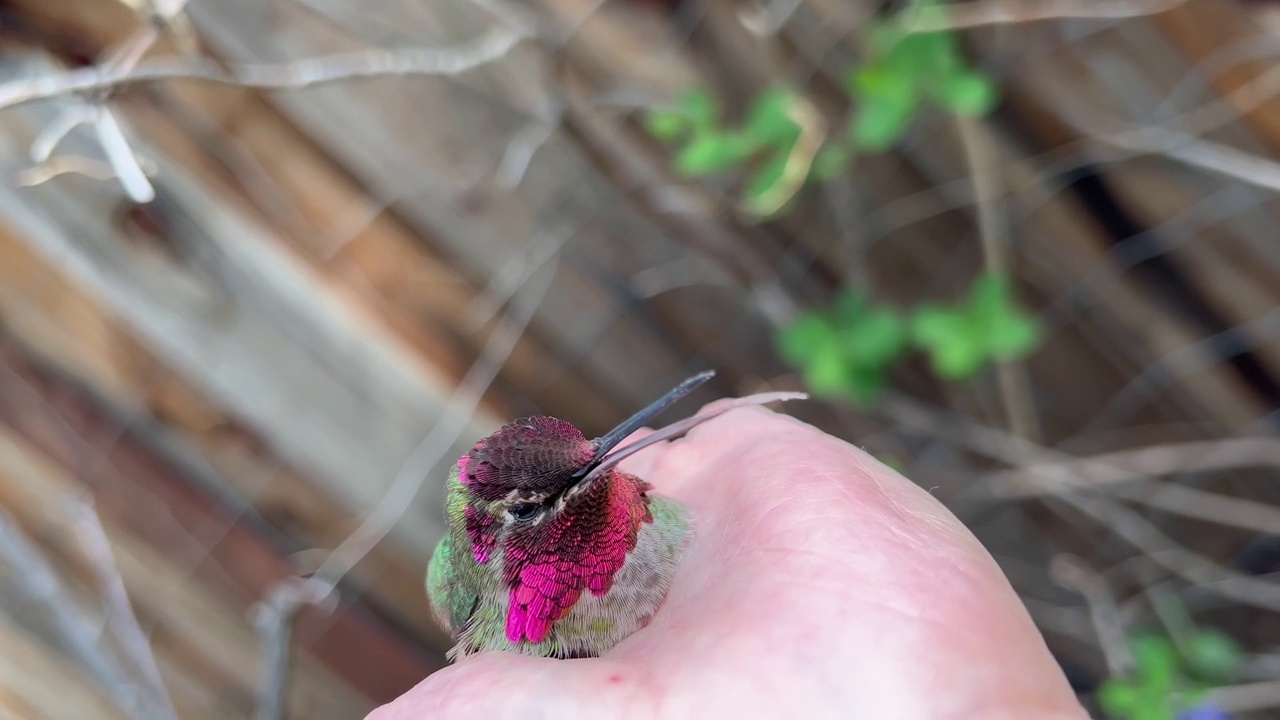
[461,416,596,502]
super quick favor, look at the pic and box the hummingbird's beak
[571,370,716,481]
[576,379,803,484]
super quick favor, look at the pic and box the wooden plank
[0,612,128,720]
[0,335,442,705]
[1154,0,1280,156]
[0,227,449,649]
[974,26,1278,431]
[0,423,373,718]
[185,0,701,425]
[0,63,496,556]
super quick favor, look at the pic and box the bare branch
[29,105,95,163]
[251,578,332,720]
[92,108,155,203]
[955,114,1042,441]
[494,117,558,190]
[69,498,177,720]
[738,0,806,37]
[1049,554,1132,675]
[1092,125,1280,194]
[0,27,525,110]
[253,255,558,717]
[0,506,139,717]
[1210,680,1280,714]
[18,156,145,186]
[900,0,1189,33]
[985,437,1280,497]
[882,396,1280,613]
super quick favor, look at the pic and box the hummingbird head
[456,371,716,549]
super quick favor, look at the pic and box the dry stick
[0,506,142,717]
[984,438,1280,536]
[68,498,178,720]
[955,115,1043,442]
[986,437,1280,497]
[900,0,1189,33]
[882,395,1280,612]
[22,0,193,201]
[252,257,558,720]
[1209,679,1280,714]
[0,27,525,110]
[1049,553,1133,675]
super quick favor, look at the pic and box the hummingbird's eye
[509,503,540,521]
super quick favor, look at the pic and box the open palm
[370,406,1085,719]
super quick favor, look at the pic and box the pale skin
[371,404,1088,719]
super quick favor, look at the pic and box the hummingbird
[426,370,805,660]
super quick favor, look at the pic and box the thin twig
[22,0,189,199]
[92,107,155,203]
[0,27,525,110]
[900,0,1189,33]
[29,105,95,163]
[985,437,1280,497]
[251,578,332,720]
[1209,680,1280,713]
[883,396,1280,613]
[0,506,140,717]
[69,498,177,720]
[495,117,559,190]
[955,115,1042,441]
[1049,553,1133,675]
[18,155,149,185]
[252,256,557,718]
[738,0,806,36]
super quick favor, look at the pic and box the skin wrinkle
[377,407,1085,719]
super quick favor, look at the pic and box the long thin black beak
[571,370,716,479]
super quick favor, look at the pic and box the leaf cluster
[645,87,822,216]
[848,8,999,151]
[643,4,1001,216]
[1098,631,1243,720]
[775,273,1040,405]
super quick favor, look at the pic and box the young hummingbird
[426,370,804,660]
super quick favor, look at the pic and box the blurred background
[0,0,1277,718]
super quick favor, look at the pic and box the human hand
[370,406,1085,719]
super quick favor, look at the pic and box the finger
[365,653,657,719]
[620,406,1085,718]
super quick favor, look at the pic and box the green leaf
[743,146,796,216]
[843,365,890,406]
[645,109,692,142]
[1132,635,1179,693]
[1132,703,1177,720]
[850,92,918,151]
[987,315,1039,358]
[829,292,908,366]
[1097,679,1143,716]
[933,335,986,379]
[832,289,869,326]
[803,343,850,396]
[935,71,1000,116]
[745,87,801,145]
[679,88,719,128]
[776,313,834,366]
[841,308,908,366]
[850,66,916,105]
[910,306,968,347]
[673,132,755,176]
[883,29,958,76]
[1182,630,1243,682]
[809,143,850,182]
